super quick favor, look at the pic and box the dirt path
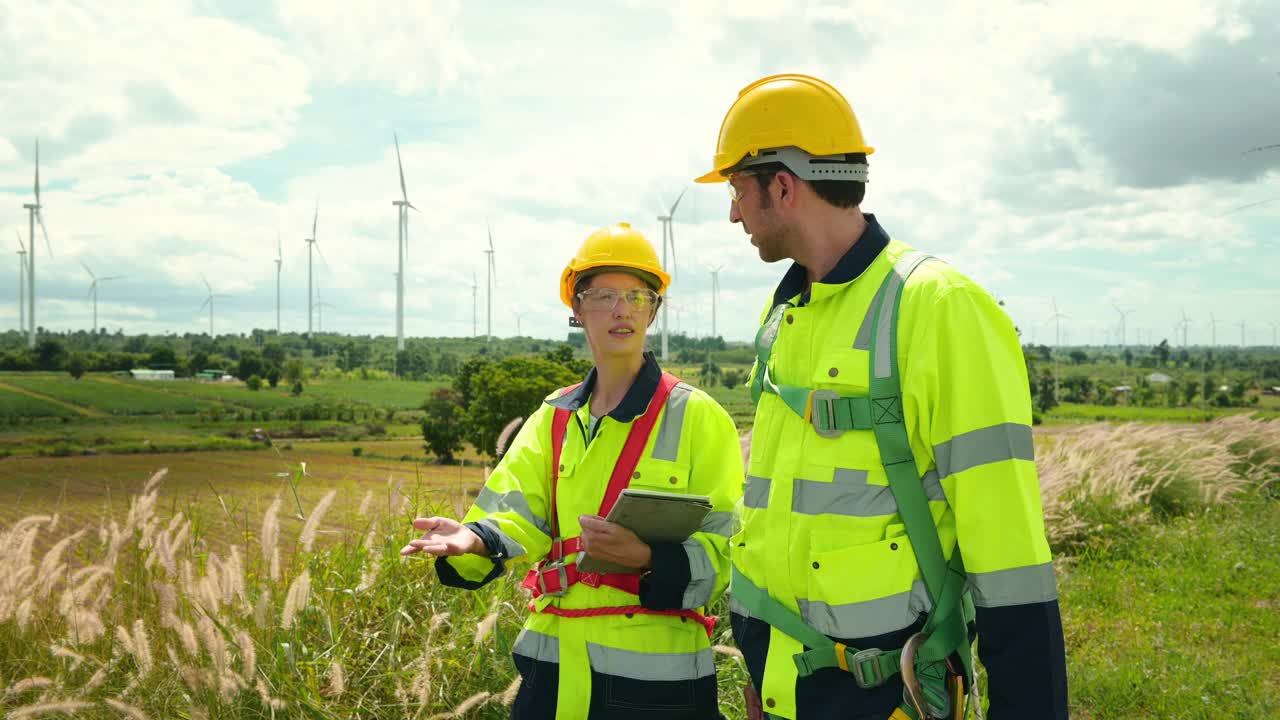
[0,380,104,418]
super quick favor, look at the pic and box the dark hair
[753,152,867,209]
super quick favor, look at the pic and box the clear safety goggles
[576,287,660,313]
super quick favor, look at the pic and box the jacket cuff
[432,523,507,590]
[638,542,691,610]
[974,600,1069,719]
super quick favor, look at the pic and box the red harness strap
[520,372,715,637]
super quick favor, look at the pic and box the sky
[2,0,1279,348]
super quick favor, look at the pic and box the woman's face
[572,271,659,361]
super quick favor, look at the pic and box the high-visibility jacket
[436,352,743,720]
[731,215,1068,719]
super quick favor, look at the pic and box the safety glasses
[576,287,660,313]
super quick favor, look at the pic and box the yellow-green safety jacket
[730,215,1068,719]
[436,353,743,720]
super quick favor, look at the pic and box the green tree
[420,388,466,463]
[700,356,722,387]
[147,344,177,368]
[246,374,263,391]
[1068,349,1088,365]
[189,350,209,375]
[35,338,67,370]
[464,356,579,458]
[1035,370,1057,413]
[1153,339,1171,366]
[455,356,494,410]
[722,368,744,389]
[237,349,265,381]
[65,353,87,380]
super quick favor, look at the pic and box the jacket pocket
[629,458,690,492]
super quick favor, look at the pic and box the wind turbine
[392,134,419,352]
[274,232,282,334]
[22,140,51,349]
[14,232,26,336]
[484,226,497,343]
[316,301,335,333]
[199,275,228,337]
[1209,312,1217,347]
[471,271,479,338]
[1268,321,1278,349]
[82,262,123,334]
[1113,303,1133,348]
[303,203,326,337]
[1178,309,1191,348]
[1046,298,1068,402]
[514,309,529,337]
[1236,320,1247,348]
[656,188,686,361]
[709,264,724,338]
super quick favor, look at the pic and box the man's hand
[578,515,652,570]
[399,517,488,557]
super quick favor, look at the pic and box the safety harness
[732,252,976,720]
[521,371,716,637]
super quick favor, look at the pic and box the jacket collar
[546,350,663,423]
[771,213,890,307]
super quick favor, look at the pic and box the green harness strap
[737,252,975,719]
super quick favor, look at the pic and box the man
[694,74,1068,719]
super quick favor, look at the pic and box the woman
[400,222,743,719]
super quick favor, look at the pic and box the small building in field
[1146,372,1172,384]
[130,368,174,381]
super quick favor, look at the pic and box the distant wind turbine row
[12,137,717,345]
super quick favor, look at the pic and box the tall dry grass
[0,467,531,719]
[1036,415,1280,551]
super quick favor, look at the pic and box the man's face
[729,171,792,264]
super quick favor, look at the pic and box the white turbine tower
[484,226,497,343]
[274,232,282,333]
[709,264,724,339]
[1209,312,1218,347]
[1268,320,1278,349]
[471,271,479,338]
[1113,303,1133,348]
[82,262,123,334]
[15,232,26,336]
[514,308,529,338]
[199,275,228,337]
[1046,298,1068,402]
[1236,320,1247,347]
[1179,309,1191,348]
[392,134,419,352]
[22,140,51,349]
[303,203,326,337]
[656,188,686,361]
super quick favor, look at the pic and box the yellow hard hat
[695,73,874,184]
[559,222,671,307]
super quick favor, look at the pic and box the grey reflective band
[743,475,771,509]
[475,518,527,558]
[874,252,933,379]
[475,487,552,538]
[512,628,559,663]
[732,146,869,182]
[967,562,1058,608]
[797,580,933,639]
[681,538,717,609]
[586,643,715,681]
[697,511,734,537]
[651,382,693,462]
[853,298,877,350]
[934,422,1035,479]
[728,594,753,619]
[790,468,946,518]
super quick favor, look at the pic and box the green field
[1,375,216,415]
[0,385,79,418]
[304,378,447,409]
[1045,400,1280,424]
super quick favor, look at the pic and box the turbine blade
[314,240,329,269]
[394,133,409,204]
[37,212,51,258]
[312,202,318,240]
[34,139,40,205]
[277,231,282,261]
[669,187,687,216]
[202,274,212,294]
[200,297,211,311]
[81,261,94,279]
[14,230,24,252]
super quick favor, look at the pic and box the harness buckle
[809,389,843,439]
[846,646,890,689]
[536,561,571,598]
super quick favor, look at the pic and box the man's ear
[775,171,797,205]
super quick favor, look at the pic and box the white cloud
[1,0,1277,347]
